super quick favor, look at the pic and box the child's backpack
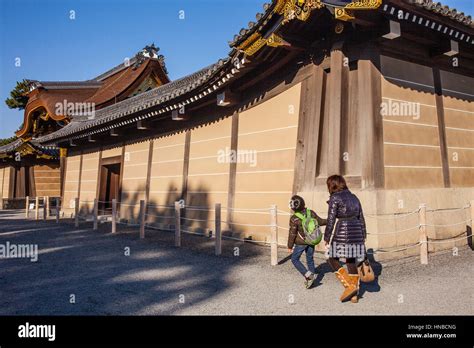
[294,208,323,246]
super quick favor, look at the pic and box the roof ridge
[404,0,473,28]
[36,59,228,144]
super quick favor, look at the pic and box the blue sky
[0,0,472,138]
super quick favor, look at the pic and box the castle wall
[33,165,60,198]
[120,141,150,221]
[57,51,473,260]
[78,152,100,215]
[62,154,81,216]
[0,166,11,200]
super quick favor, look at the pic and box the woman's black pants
[328,257,358,275]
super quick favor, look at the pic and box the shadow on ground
[0,209,266,315]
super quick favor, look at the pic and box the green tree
[0,136,17,146]
[5,79,31,110]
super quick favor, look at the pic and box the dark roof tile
[406,0,473,28]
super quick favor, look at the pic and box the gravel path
[0,210,472,315]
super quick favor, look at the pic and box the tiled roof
[228,2,275,48]
[37,60,228,143]
[0,138,59,157]
[0,138,23,154]
[36,0,474,145]
[93,56,140,81]
[405,0,473,28]
[33,81,102,89]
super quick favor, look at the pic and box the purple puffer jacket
[324,189,366,245]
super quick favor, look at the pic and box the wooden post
[174,201,181,247]
[419,203,428,265]
[139,200,145,239]
[93,198,98,230]
[25,196,29,218]
[112,199,117,234]
[74,197,79,228]
[215,203,222,256]
[326,44,346,176]
[468,200,474,250]
[358,56,384,189]
[43,196,47,220]
[35,197,39,220]
[55,197,60,223]
[270,204,278,266]
[46,196,50,217]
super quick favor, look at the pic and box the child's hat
[289,195,305,211]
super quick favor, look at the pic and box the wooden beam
[145,140,154,207]
[303,66,326,192]
[292,65,326,193]
[217,91,239,107]
[110,128,121,137]
[88,135,97,143]
[358,53,384,189]
[118,144,125,209]
[279,33,311,50]
[8,166,16,199]
[28,166,35,198]
[226,112,239,230]
[60,150,67,202]
[444,40,459,57]
[18,166,26,198]
[433,67,450,188]
[181,130,191,202]
[172,109,189,121]
[95,149,103,200]
[326,42,347,176]
[382,20,401,40]
[137,119,150,130]
[77,153,83,204]
[430,39,460,58]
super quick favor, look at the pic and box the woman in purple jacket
[324,175,367,303]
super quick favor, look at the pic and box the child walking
[288,195,327,289]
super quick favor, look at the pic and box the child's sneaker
[305,273,315,289]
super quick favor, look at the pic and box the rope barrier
[181,217,215,223]
[228,210,270,215]
[427,205,470,213]
[144,222,285,246]
[227,207,270,212]
[147,203,174,209]
[117,202,139,207]
[367,242,422,254]
[425,235,470,244]
[145,213,174,219]
[223,221,272,227]
[366,225,420,235]
[67,198,472,260]
[116,221,140,227]
[181,229,210,236]
[145,224,174,232]
[422,220,471,228]
[277,210,292,216]
[221,235,273,245]
[365,208,420,219]
[185,207,215,212]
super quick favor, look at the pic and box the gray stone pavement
[0,210,472,315]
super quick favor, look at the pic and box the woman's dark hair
[326,175,348,195]
[289,195,305,212]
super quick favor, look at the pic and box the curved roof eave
[35,0,474,146]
